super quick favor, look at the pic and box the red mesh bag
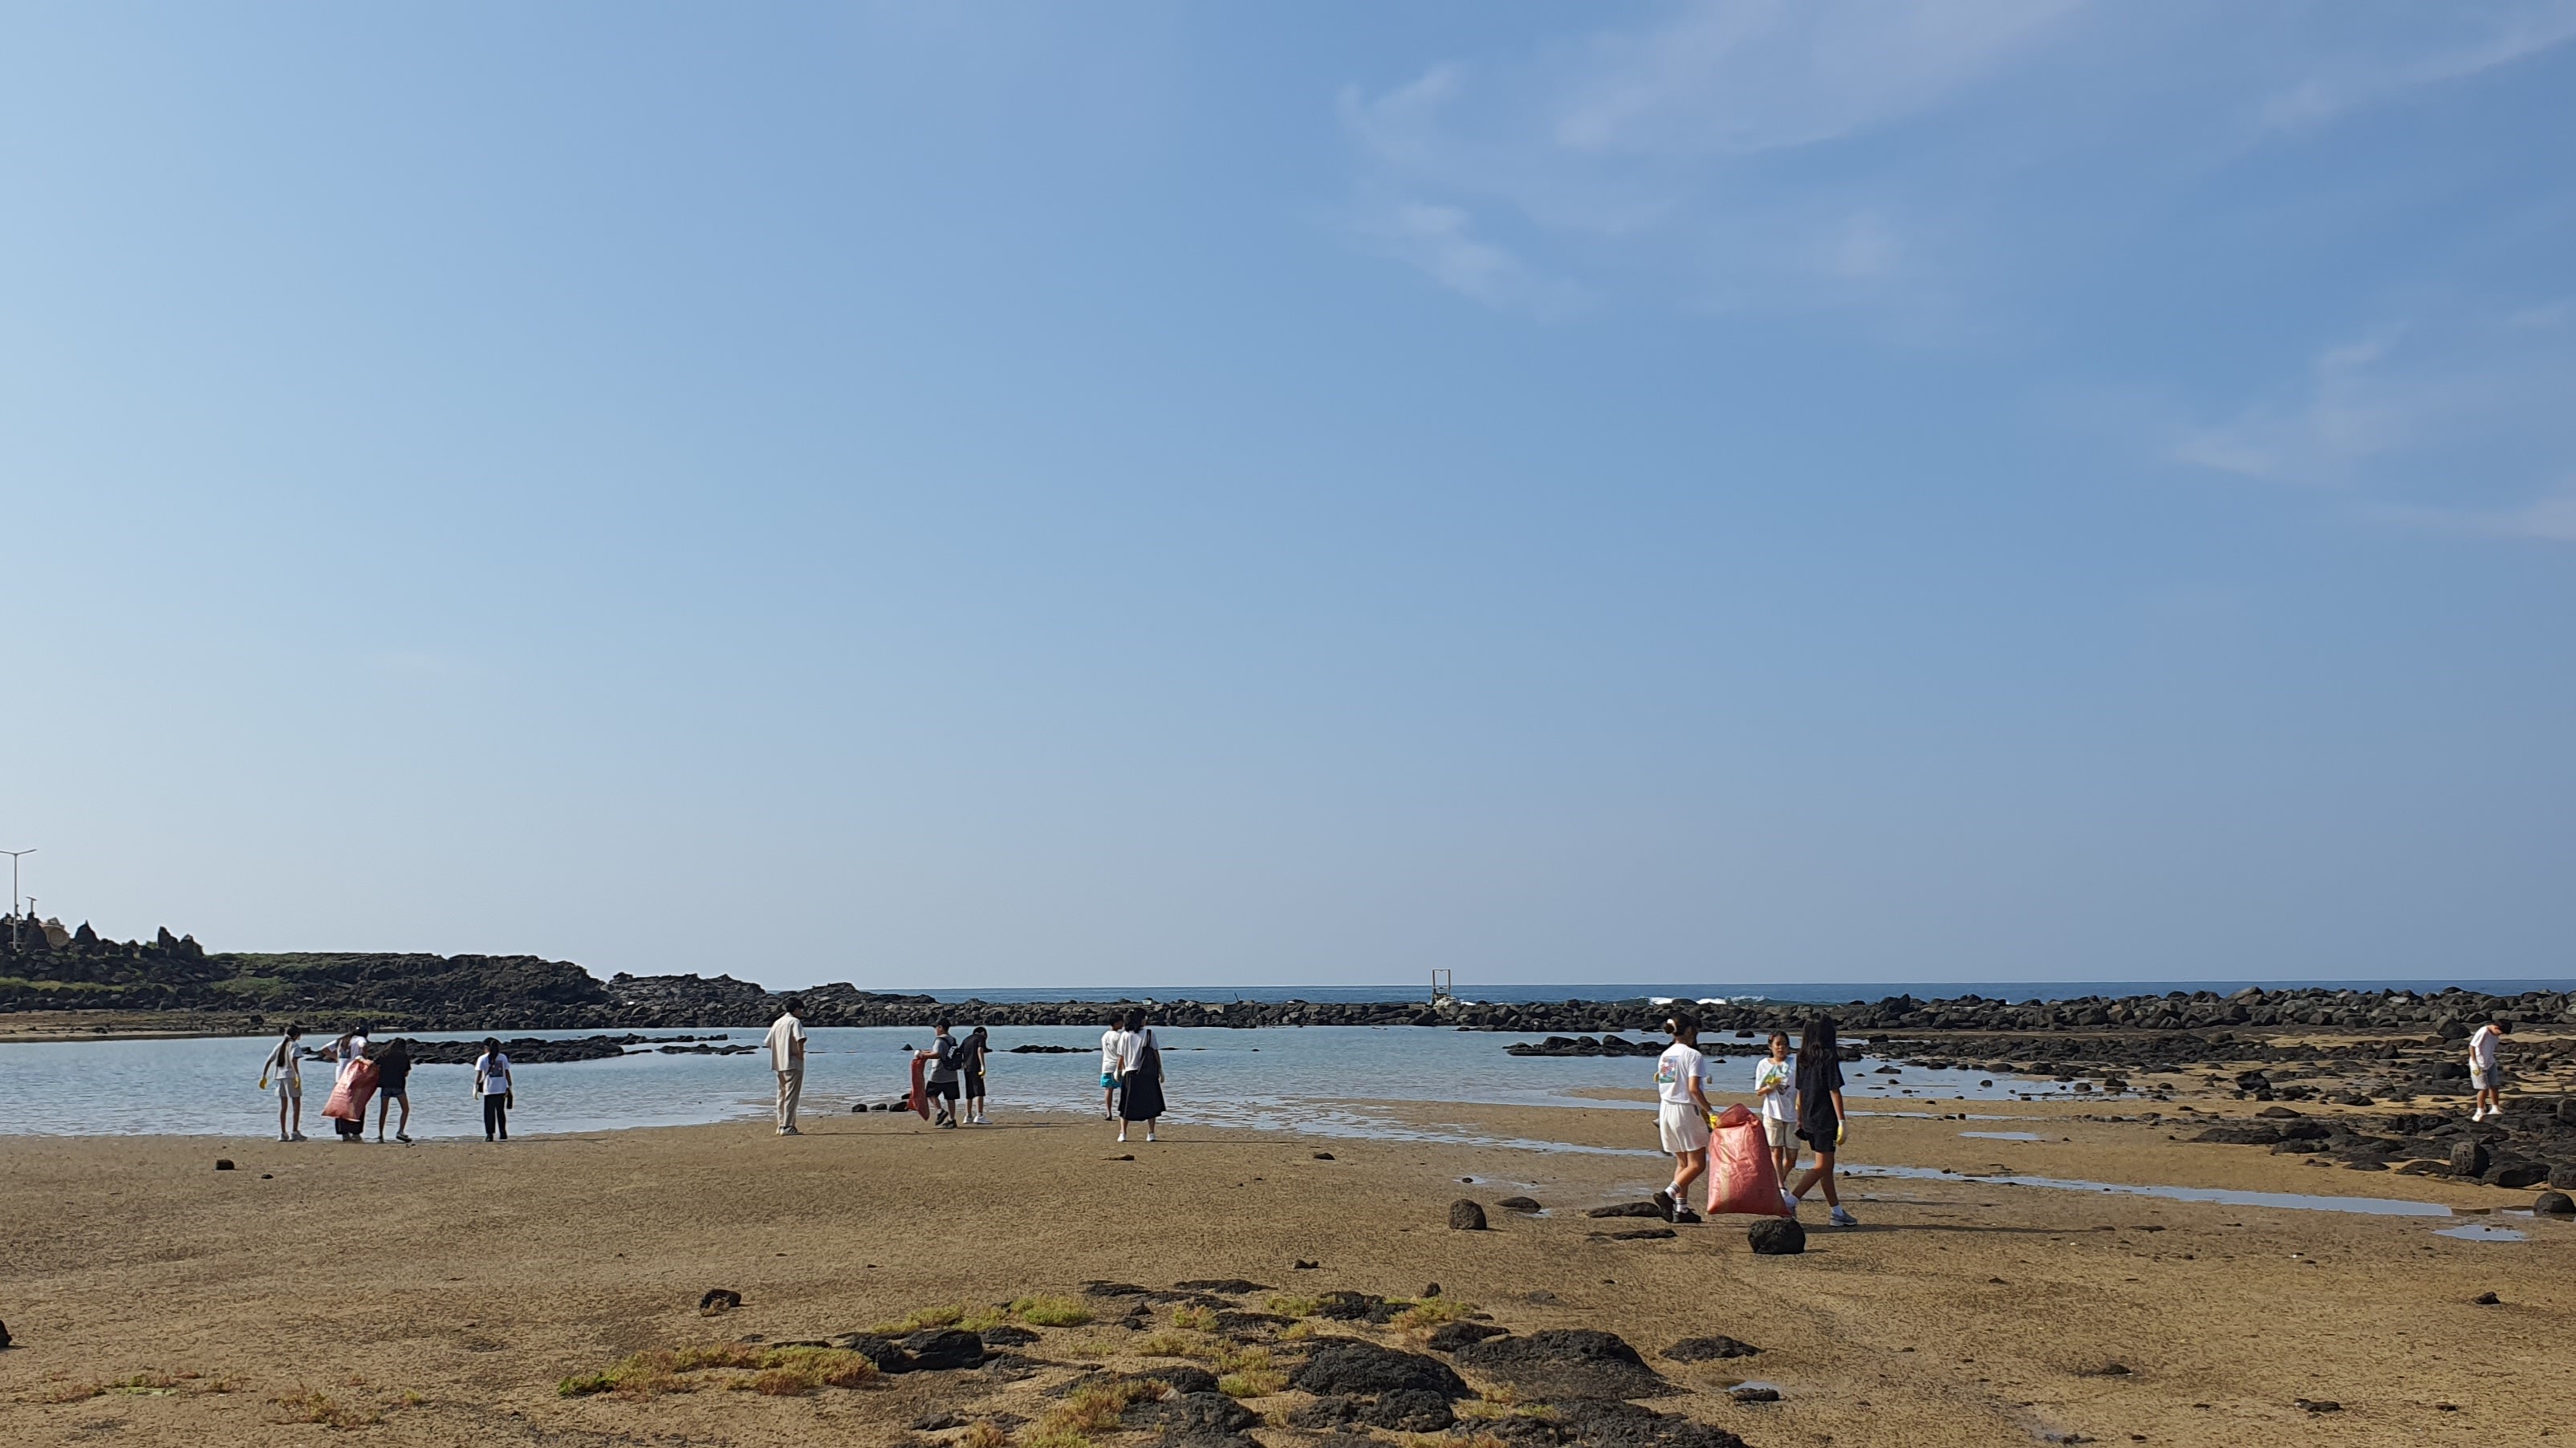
[1702,1103,1789,1217]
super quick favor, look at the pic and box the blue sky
[2,2,2571,989]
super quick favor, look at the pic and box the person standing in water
[765,998,807,1136]
[1753,1031,1798,1196]
[1114,1008,1164,1144]
[2469,1018,2510,1120]
[1651,1012,1713,1223]
[1099,1012,1123,1120]
[473,1038,514,1142]
[1786,1016,1855,1226]
[262,1024,307,1142]
[958,1025,991,1125]
[372,1038,415,1144]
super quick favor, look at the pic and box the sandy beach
[2,1086,2568,1448]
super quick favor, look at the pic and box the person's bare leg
[1672,1150,1706,1201]
[396,1095,411,1139]
[1791,1150,1834,1201]
[278,1092,291,1141]
[376,1096,388,1141]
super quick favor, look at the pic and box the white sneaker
[1830,1207,1859,1227]
[1781,1190,1800,1217]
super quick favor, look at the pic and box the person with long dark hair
[473,1037,514,1142]
[1114,1008,1164,1144]
[1787,1016,1857,1227]
[372,1037,415,1143]
[261,1024,307,1142]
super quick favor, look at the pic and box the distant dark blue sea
[923,979,2573,1006]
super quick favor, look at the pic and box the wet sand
[1,1093,2569,1447]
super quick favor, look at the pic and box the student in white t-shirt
[1652,1012,1715,1224]
[2468,1018,2509,1120]
[764,999,808,1136]
[1099,1012,1124,1121]
[1753,1031,1798,1189]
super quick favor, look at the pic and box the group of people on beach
[758,1000,1169,1141]
[260,1001,2520,1156]
[763,1000,1005,1135]
[1653,1010,1859,1227]
[258,1024,515,1143]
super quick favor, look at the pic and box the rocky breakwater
[2185,1097,2576,1193]
[387,1033,742,1065]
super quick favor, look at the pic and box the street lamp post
[1,849,31,951]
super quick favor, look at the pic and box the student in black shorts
[372,1037,415,1144]
[914,1020,963,1129]
[959,1026,991,1126]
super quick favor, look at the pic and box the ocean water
[0,1024,2089,1141]
[927,979,2572,1005]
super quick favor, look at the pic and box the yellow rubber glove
[1835,1119,1847,1147]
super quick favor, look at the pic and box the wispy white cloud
[2258,1,2576,129]
[2171,333,2424,487]
[2370,487,2576,545]
[1332,2,2576,322]
[1351,201,1586,319]
[2174,305,2576,546]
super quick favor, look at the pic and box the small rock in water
[1448,1199,1488,1231]
[2533,1190,2575,1217]
[213,1158,235,1171]
[699,1288,742,1314]
[1747,1218,1806,1255]
[1497,1195,1542,1212]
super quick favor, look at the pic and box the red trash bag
[1703,1104,1789,1217]
[323,1058,380,1124]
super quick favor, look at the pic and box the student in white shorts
[1652,1012,1715,1224]
[1753,1031,1798,1196]
[2468,1018,2509,1120]
[1099,1012,1123,1121]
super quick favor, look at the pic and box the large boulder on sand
[1453,1328,1674,1401]
[1748,1218,1807,1255]
[1290,1340,1469,1400]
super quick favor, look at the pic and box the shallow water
[1843,1162,2456,1218]
[2433,1223,2527,1242]
[0,1027,2075,1140]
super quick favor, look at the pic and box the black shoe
[1652,1189,1676,1222]
[1672,1208,1703,1225]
